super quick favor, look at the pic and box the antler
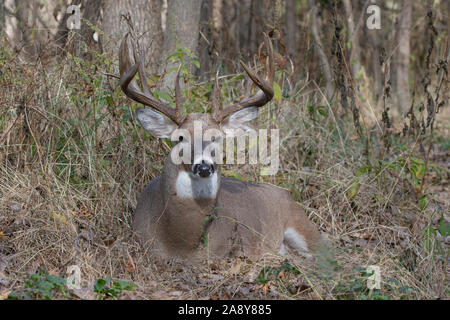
[119,33,186,125]
[212,33,275,122]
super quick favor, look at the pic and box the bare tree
[308,0,333,99]
[54,0,162,67]
[285,0,296,58]
[4,0,65,56]
[102,0,162,71]
[0,0,5,33]
[366,24,383,100]
[55,0,102,58]
[160,0,202,90]
[342,0,362,79]
[395,0,412,112]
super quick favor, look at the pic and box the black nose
[193,161,213,177]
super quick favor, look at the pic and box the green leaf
[153,91,173,104]
[113,280,137,291]
[192,60,200,69]
[94,278,109,293]
[317,106,328,117]
[201,232,208,247]
[347,182,361,199]
[419,195,428,211]
[438,215,450,237]
[106,95,114,107]
[355,165,371,177]
[222,169,244,181]
[273,82,282,103]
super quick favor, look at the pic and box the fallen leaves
[124,255,136,273]
[228,261,242,275]
[0,290,11,300]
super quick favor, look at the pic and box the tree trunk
[55,0,102,59]
[342,0,361,79]
[285,0,296,58]
[161,0,202,90]
[102,0,162,72]
[395,0,412,112]
[367,26,383,100]
[197,0,213,80]
[308,0,333,99]
[0,0,5,33]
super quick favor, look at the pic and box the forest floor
[0,43,448,300]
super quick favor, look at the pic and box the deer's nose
[193,160,214,178]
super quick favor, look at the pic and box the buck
[119,33,322,261]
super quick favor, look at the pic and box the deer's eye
[211,136,216,142]
[178,136,183,142]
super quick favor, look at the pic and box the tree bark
[55,0,102,59]
[161,0,202,90]
[342,0,361,79]
[0,0,5,33]
[4,0,65,57]
[367,25,383,100]
[308,0,333,99]
[285,0,296,58]
[102,0,162,72]
[395,0,412,112]
[197,0,213,80]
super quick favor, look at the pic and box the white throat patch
[175,171,218,199]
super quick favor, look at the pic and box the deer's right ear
[220,107,258,134]
[136,108,178,138]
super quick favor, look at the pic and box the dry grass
[0,38,448,300]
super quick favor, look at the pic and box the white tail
[119,33,322,261]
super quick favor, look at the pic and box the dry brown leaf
[362,231,373,240]
[228,261,242,275]
[125,255,136,272]
[48,270,59,277]
[0,290,11,300]
[103,236,115,246]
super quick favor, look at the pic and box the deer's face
[136,109,258,179]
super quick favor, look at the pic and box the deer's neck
[159,160,220,254]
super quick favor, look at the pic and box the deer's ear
[136,108,178,138]
[221,107,258,134]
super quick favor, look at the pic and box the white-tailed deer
[119,33,322,261]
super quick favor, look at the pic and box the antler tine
[119,33,182,125]
[214,33,275,122]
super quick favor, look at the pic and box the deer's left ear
[221,107,258,134]
[136,108,178,138]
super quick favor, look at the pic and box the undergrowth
[0,26,448,300]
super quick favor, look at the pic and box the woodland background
[0,0,448,300]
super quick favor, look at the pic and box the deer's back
[204,178,320,258]
[133,176,320,260]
